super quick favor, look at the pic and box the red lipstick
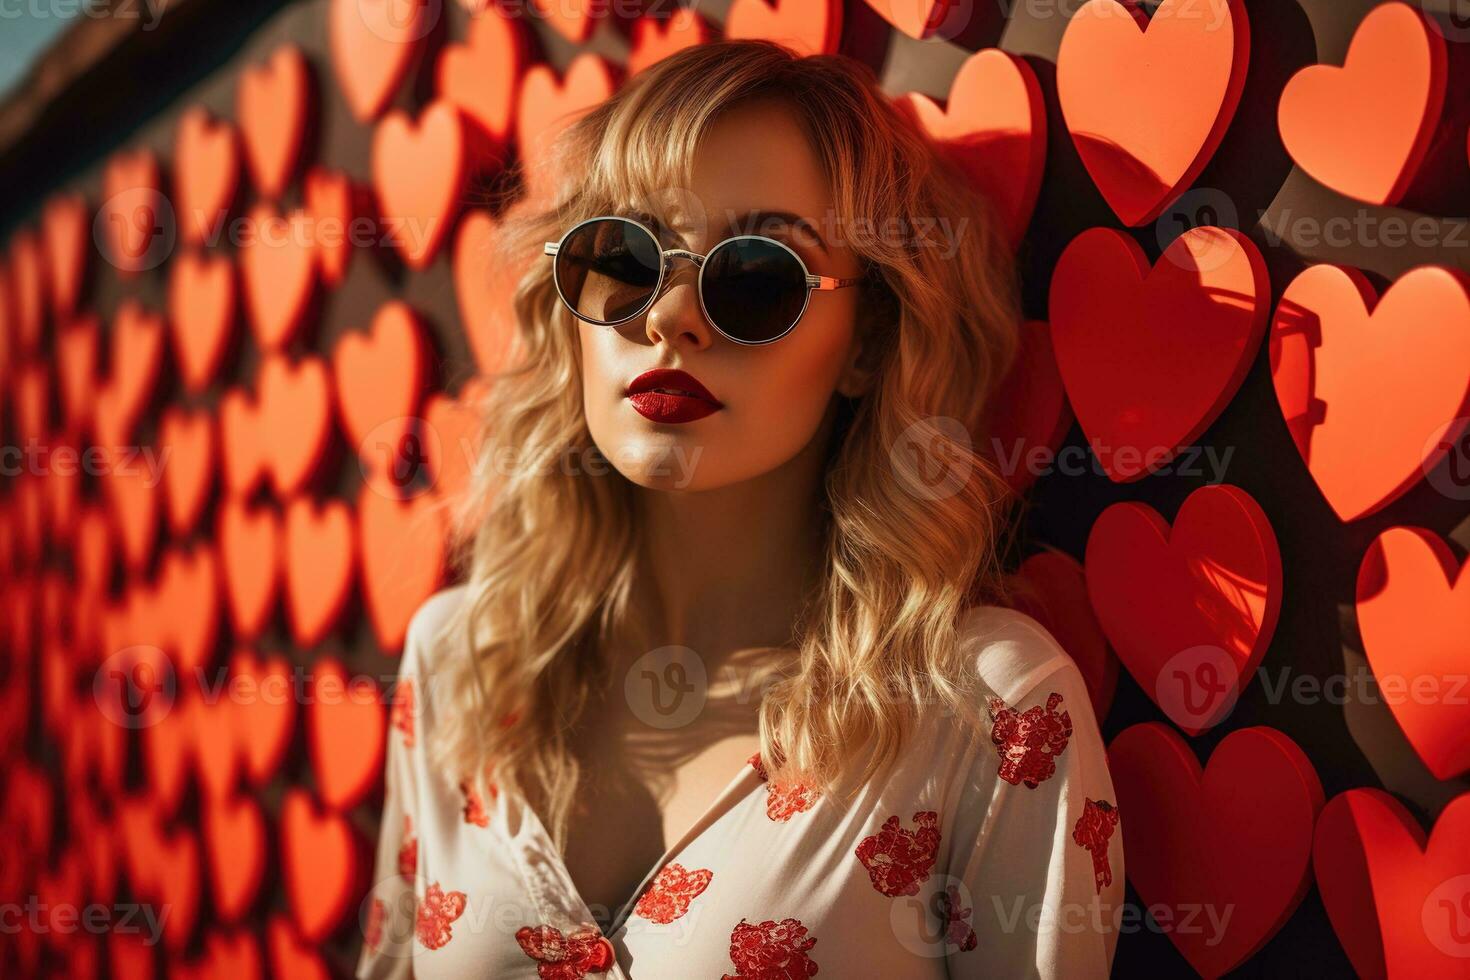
[625,368,722,423]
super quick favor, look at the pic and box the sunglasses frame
[543,214,865,346]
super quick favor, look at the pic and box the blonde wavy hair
[432,39,1024,849]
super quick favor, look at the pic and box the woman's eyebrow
[723,208,830,254]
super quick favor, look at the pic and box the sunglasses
[543,215,865,346]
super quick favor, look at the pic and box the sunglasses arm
[808,274,865,290]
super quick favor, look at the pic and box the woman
[358,38,1122,979]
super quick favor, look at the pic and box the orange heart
[217,500,281,640]
[863,0,963,40]
[203,793,265,923]
[102,450,159,573]
[56,314,99,435]
[100,147,164,276]
[159,406,216,537]
[531,0,605,43]
[174,107,241,248]
[76,506,112,598]
[1269,264,1470,522]
[328,0,428,123]
[1357,527,1470,780]
[158,544,221,674]
[424,381,487,504]
[1279,3,1446,207]
[628,7,711,76]
[41,192,89,318]
[44,439,82,547]
[231,649,297,786]
[900,49,1046,249]
[203,929,263,980]
[453,209,522,375]
[516,54,618,208]
[332,300,428,474]
[110,931,157,980]
[284,496,356,648]
[724,0,843,57]
[219,385,265,498]
[266,915,332,980]
[156,825,201,952]
[9,228,45,354]
[308,656,386,810]
[358,484,445,650]
[14,360,48,444]
[188,690,240,802]
[371,101,470,270]
[435,7,527,148]
[1057,0,1249,226]
[167,249,237,393]
[240,204,318,351]
[95,298,165,450]
[304,168,356,287]
[144,694,195,818]
[237,44,312,200]
[280,789,361,942]
[257,353,334,497]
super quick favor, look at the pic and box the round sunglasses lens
[555,218,663,323]
[701,238,808,343]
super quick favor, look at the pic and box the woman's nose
[643,258,714,350]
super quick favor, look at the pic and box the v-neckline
[514,754,762,941]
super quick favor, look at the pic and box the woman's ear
[835,337,877,398]
[835,272,894,398]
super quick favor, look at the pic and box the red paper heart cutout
[231,649,297,786]
[985,319,1071,495]
[41,192,89,319]
[103,452,159,573]
[424,381,487,503]
[257,353,334,497]
[331,299,427,474]
[43,442,82,546]
[435,7,526,148]
[516,54,617,208]
[1085,484,1281,733]
[219,385,265,499]
[100,148,164,276]
[156,825,202,952]
[1006,548,1117,721]
[240,204,318,351]
[218,500,281,640]
[144,694,195,818]
[1109,723,1323,978]
[7,229,45,354]
[1279,3,1446,207]
[1356,526,1470,780]
[56,313,99,435]
[308,656,386,810]
[95,298,165,450]
[725,0,842,57]
[157,545,221,674]
[266,915,332,980]
[1056,0,1249,226]
[899,49,1046,249]
[358,484,445,651]
[530,0,605,43]
[1313,788,1470,978]
[174,107,240,248]
[328,0,427,123]
[628,7,711,75]
[159,407,216,537]
[203,792,265,923]
[863,0,962,40]
[188,687,240,802]
[14,360,48,444]
[304,168,356,287]
[371,101,471,270]
[284,496,356,648]
[238,43,312,200]
[1269,263,1470,522]
[280,789,362,942]
[453,209,523,375]
[167,249,237,393]
[203,929,264,980]
[1049,226,1268,482]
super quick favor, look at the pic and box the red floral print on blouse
[390,677,415,747]
[414,882,467,950]
[854,811,941,897]
[986,691,1073,788]
[514,923,616,979]
[1071,797,1120,893]
[633,862,714,924]
[748,752,821,822]
[723,917,820,979]
[397,814,417,881]
[936,884,978,952]
[364,897,386,952]
[460,779,491,828]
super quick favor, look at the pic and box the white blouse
[355,586,1124,979]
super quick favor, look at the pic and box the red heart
[158,545,221,674]
[219,385,265,498]
[1006,548,1116,722]
[1056,0,1249,226]
[203,929,264,980]
[56,313,99,435]
[530,0,604,43]
[174,107,241,247]
[280,789,362,942]
[331,299,427,473]
[144,694,195,818]
[7,229,45,354]
[1109,723,1323,978]
[188,686,240,802]
[240,204,318,351]
[1269,263,1470,522]
[358,484,445,650]
[628,7,711,75]
[109,931,156,980]
[157,825,202,952]
[1356,526,1470,780]
[160,406,216,537]
[863,0,962,40]
[435,7,527,148]
[304,168,356,287]
[308,656,386,810]
[95,298,165,450]
[453,209,522,374]
[167,249,237,393]
[371,101,471,270]
[424,381,487,503]
[1279,3,1446,207]
[218,500,281,640]
[899,49,1046,249]
[1314,788,1470,978]
[328,0,427,123]
[266,915,332,980]
[44,447,81,549]
[238,44,313,200]
[103,452,159,573]
[100,148,164,276]
[257,353,334,497]
[284,496,356,648]
[724,0,842,57]
[14,361,48,445]
[1085,484,1281,734]
[516,54,617,208]
[985,319,1071,495]
[203,793,265,923]
[231,649,297,786]
[1049,226,1268,482]
[41,192,89,318]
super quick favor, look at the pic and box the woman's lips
[625,368,722,424]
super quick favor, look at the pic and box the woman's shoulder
[953,602,1087,709]
[400,583,474,676]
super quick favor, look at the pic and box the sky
[0,10,78,100]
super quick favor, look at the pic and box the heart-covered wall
[1,0,1468,976]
